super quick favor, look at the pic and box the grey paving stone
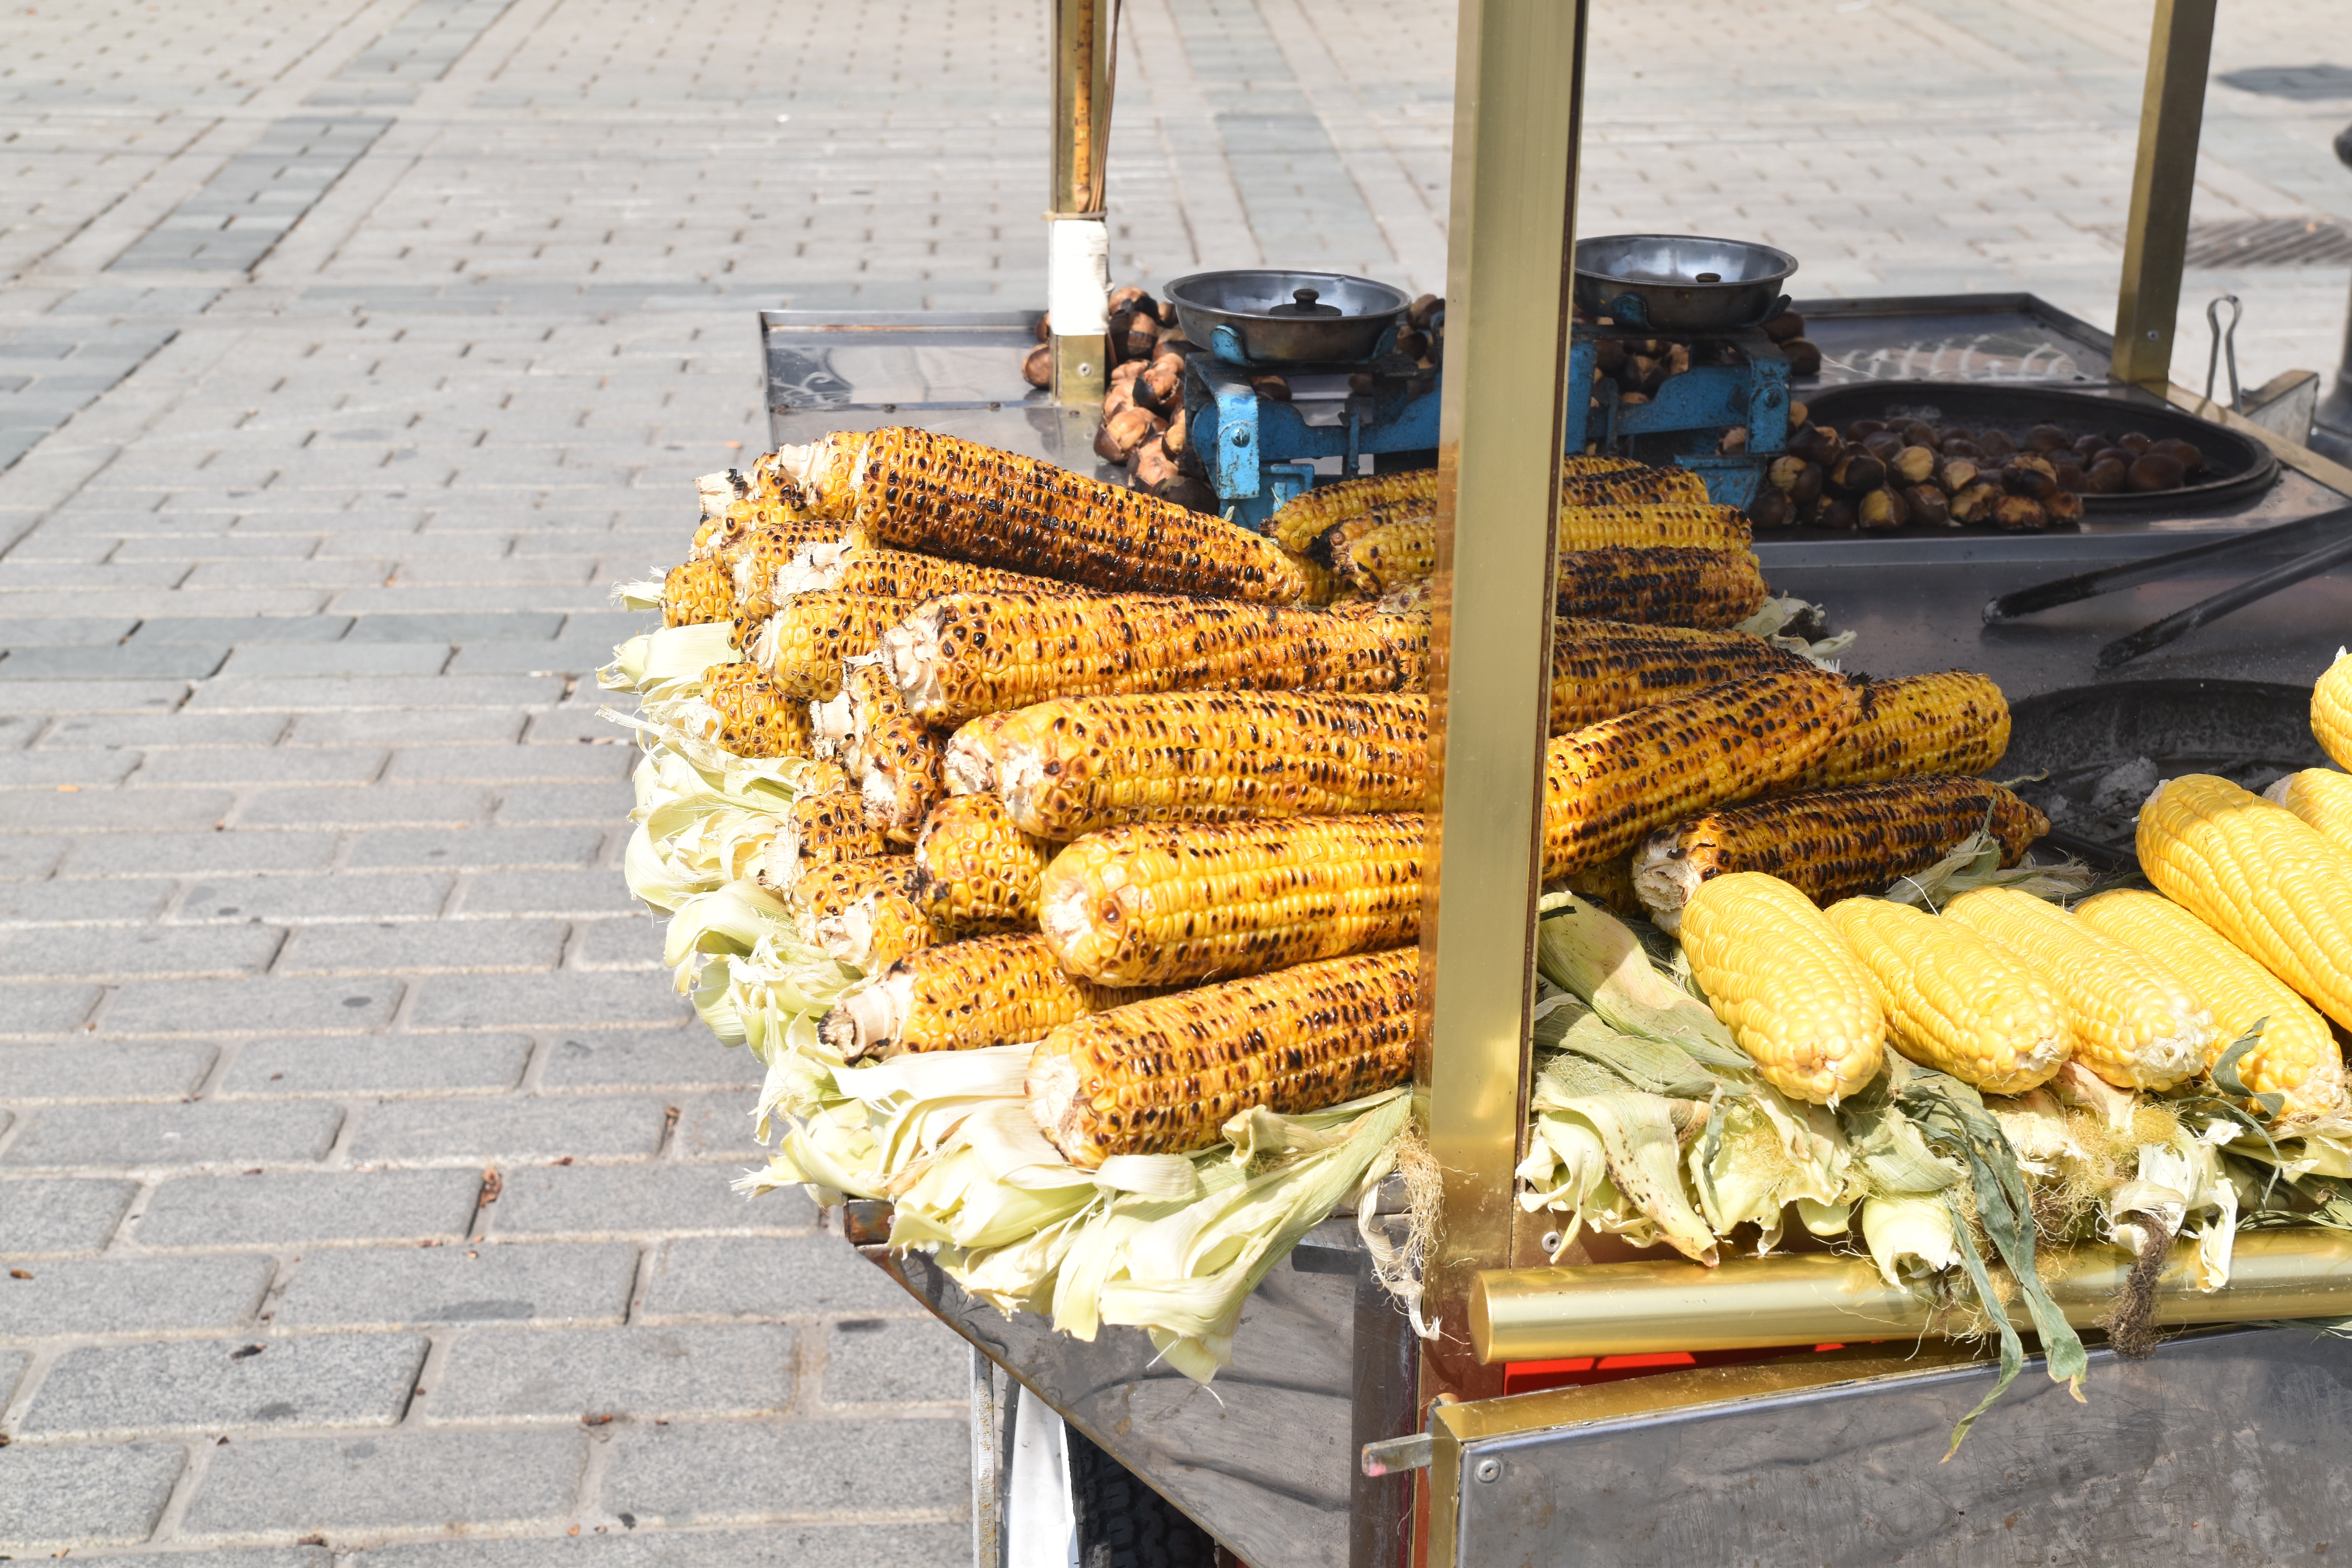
[171,873,452,924]
[0,1344,23,1401]
[0,921,283,980]
[669,1094,767,1164]
[130,614,354,644]
[0,644,227,680]
[4,1099,343,1170]
[347,612,566,643]
[218,1033,533,1098]
[23,1332,430,1437]
[601,1416,966,1524]
[276,918,567,975]
[456,869,639,916]
[289,708,525,746]
[638,1233,909,1323]
[187,674,566,713]
[0,1254,274,1336]
[100,975,402,1035]
[345,826,604,871]
[64,828,338,877]
[0,983,100,1034]
[426,1324,795,1423]
[347,1096,670,1163]
[220,642,452,678]
[236,783,491,828]
[1,617,141,647]
[7,785,235,833]
[820,1315,967,1406]
[407,973,689,1031]
[0,838,67,878]
[0,1443,187,1553]
[36,711,287,749]
[0,1038,216,1100]
[182,1428,588,1541]
[345,1524,970,1568]
[0,1176,138,1254]
[274,1240,641,1329]
[138,1170,484,1248]
[389,744,634,783]
[0,876,174,924]
[494,782,634,825]
[489,1166,809,1242]
[0,748,143,788]
[538,1029,760,1091]
[448,639,624,676]
[136,745,388,784]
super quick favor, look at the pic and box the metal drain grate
[2181,217,2352,267]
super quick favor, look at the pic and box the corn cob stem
[1678,872,1886,1105]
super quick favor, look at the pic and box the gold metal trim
[1051,332,1108,408]
[2111,0,2218,390]
[1050,0,1118,218]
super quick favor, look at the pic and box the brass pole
[1048,0,1118,406]
[1416,0,1589,1426]
[2111,0,2218,390]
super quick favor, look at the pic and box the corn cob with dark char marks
[815,888,937,972]
[1270,471,1437,554]
[882,592,1427,725]
[944,711,1020,797]
[818,933,1146,1061]
[1632,777,2049,934]
[859,714,946,845]
[770,428,1305,604]
[1025,947,1419,1167]
[772,543,1087,607]
[700,663,814,758]
[994,692,1429,840]
[750,591,912,702]
[662,557,735,627]
[784,854,918,935]
[1546,619,1812,734]
[724,521,868,618]
[1038,814,1424,986]
[1779,671,2010,791]
[1552,546,1769,630]
[765,788,887,880]
[828,662,906,777]
[1338,505,1755,595]
[912,793,1052,935]
[1540,669,1859,877]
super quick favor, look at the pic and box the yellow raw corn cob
[1679,872,1885,1104]
[880,592,1427,725]
[2265,768,2352,853]
[1026,947,1419,1167]
[1269,471,1438,553]
[2074,887,2346,1118]
[1632,778,2049,935]
[817,932,1142,1060]
[1781,671,2010,792]
[1037,814,1424,987]
[1553,546,1769,630]
[2314,650,2352,770]
[1943,885,2212,1091]
[1558,502,1751,554]
[944,710,1020,796]
[785,854,918,935]
[1540,668,1858,877]
[769,788,887,874]
[911,793,1051,935]
[1547,618,1811,734]
[775,427,1306,603]
[701,663,813,759]
[662,557,735,627]
[995,692,1429,840]
[751,590,911,702]
[1824,896,2070,1095]
[2138,773,2352,1032]
[1340,517,1437,593]
[816,888,938,972]
[858,714,945,845]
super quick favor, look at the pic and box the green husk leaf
[1535,893,1748,1070]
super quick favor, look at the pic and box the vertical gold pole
[1049,0,1118,407]
[1416,0,1588,1422]
[2111,0,2217,390]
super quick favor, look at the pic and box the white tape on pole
[1047,217,1110,336]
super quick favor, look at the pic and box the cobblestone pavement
[2,0,2348,1561]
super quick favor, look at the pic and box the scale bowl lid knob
[1270,287,1342,319]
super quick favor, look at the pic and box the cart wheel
[1065,1423,1219,1568]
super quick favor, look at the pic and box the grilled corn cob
[1547,619,1810,734]
[773,427,1306,603]
[1552,546,1769,629]
[701,663,813,758]
[753,431,870,518]
[1540,669,1857,877]
[1825,895,2070,1095]
[944,711,1020,796]
[816,888,937,972]
[2265,768,2352,854]
[773,543,1081,607]
[1263,458,1686,556]
[831,661,906,777]
[881,592,1426,725]
[2314,650,2352,771]
[750,590,911,702]
[1038,814,1423,987]
[1666,872,1887,1104]
[2075,886,2346,1118]
[1782,671,2010,792]
[1270,471,1437,554]
[818,932,1140,1060]
[1561,463,1710,508]
[1026,947,1418,1167]
[785,854,918,934]
[2138,773,2352,1032]
[912,793,1051,935]
[1339,506,1758,596]
[662,557,735,628]
[724,521,865,617]
[859,714,945,844]
[1564,855,1642,919]
[768,788,888,875]
[1944,885,2210,1091]
[1339,517,1437,593]
[1632,778,2047,934]
[1284,546,1346,608]
[995,692,1428,840]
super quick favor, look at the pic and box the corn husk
[599,620,739,698]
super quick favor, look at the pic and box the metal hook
[2205,294,2243,413]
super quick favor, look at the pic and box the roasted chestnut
[2091,446,2134,470]
[2044,489,2085,524]
[1949,481,2002,525]
[1993,495,2049,532]
[1976,428,2018,458]
[1788,423,1841,465]
[1815,495,1858,530]
[1857,487,1909,531]
[2002,454,2058,501]
[1748,487,1796,529]
[1938,457,1980,494]
[1788,400,1810,428]
[1940,436,1983,459]
[1768,455,1808,492]
[1830,452,1887,494]
[1904,483,1953,527]
[1846,419,1888,440]
[2086,457,2129,494]
[1593,339,1630,376]
[1861,430,1905,462]
[1762,311,1806,344]
[1891,444,1938,486]
[2127,452,2187,492]
[2150,437,2206,475]
[2025,423,2071,453]
[1781,338,1823,376]
[2117,431,2152,454]
[1899,420,1939,449]
[1789,461,1825,506]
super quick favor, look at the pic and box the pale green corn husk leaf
[599,620,738,697]
[1692,1088,1858,1249]
[662,878,792,989]
[613,697,828,803]
[1534,1093,1717,1264]
[1535,893,1747,1069]
[2107,1119,2241,1290]
[611,578,665,612]
[1515,1112,1622,1259]
[1733,594,1855,665]
[1861,1193,1962,1286]
[1879,828,2092,911]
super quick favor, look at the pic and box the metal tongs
[1982,501,2352,668]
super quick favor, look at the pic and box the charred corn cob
[1560,502,1751,554]
[1284,546,1346,608]
[1540,669,1858,877]
[808,690,853,765]
[858,715,945,844]
[752,432,870,519]
[699,663,814,758]
[817,932,1140,1060]
[1564,854,1642,919]
[1632,778,2048,935]
[773,543,1082,606]
[1825,896,2070,1095]
[1552,546,1769,630]
[833,661,907,777]
[751,591,911,702]
[2315,650,2352,770]
[1944,885,2211,1091]
[662,557,735,627]
[769,788,887,874]
[1680,873,1884,1103]
[1038,814,1424,987]
[1339,517,1437,593]
[881,592,1426,725]
[726,522,871,619]
[912,793,1051,935]
[1782,671,2010,792]
[944,711,1019,796]
[2138,773,2352,1032]
[1269,471,1437,554]
[816,888,937,972]
[773,427,1305,603]
[995,692,1428,840]
[2265,768,2352,854]
[1561,463,1710,508]
[1307,514,1393,572]
[2075,886,2346,1118]
[1026,947,1418,1167]
[1547,618,1811,734]
[785,854,918,934]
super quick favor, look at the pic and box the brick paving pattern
[0,0,2348,1559]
